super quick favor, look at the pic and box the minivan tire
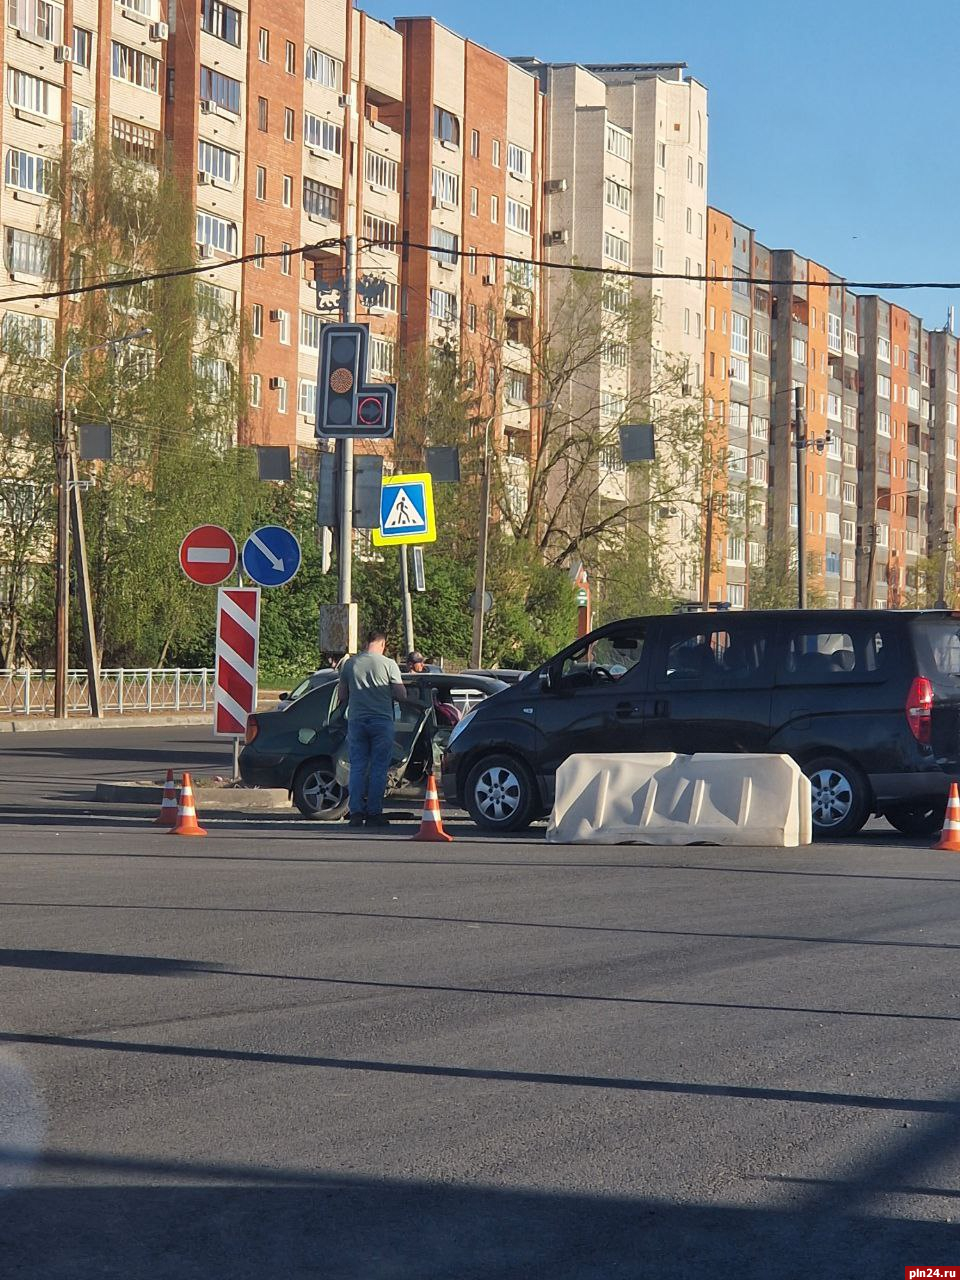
[803,755,871,838]
[464,754,538,832]
[883,803,945,837]
[292,759,348,821]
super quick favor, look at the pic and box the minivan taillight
[244,715,259,745]
[906,677,934,744]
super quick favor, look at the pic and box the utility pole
[794,386,807,609]
[337,232,356,629]
[471,417,492,668]
[936,528,951,609]
[68,441,102,717]
[865,520,879,609]
[53,403,70,719]
[701,489,714,609]
[399,545,415,655]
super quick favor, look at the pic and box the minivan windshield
[913,620,960,678]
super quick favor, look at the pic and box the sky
[363,0,960,328]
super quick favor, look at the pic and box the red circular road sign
[179,524,238,586]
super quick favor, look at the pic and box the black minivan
[442,609,960,839]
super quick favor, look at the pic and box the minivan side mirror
[539,668,556,694]
[279,692,289,702]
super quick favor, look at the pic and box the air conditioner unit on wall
[199,100,212,114]
[268,376,282,389]
[544,229,568,246]
[54,44,73,62]
[149,20,168,40]
[269,309,282,322]
[544,178,567,195]
[197,171,210,185]
[197,243,215,260]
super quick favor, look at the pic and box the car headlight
[446,708,476,748]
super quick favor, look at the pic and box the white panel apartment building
[516,58,707,583]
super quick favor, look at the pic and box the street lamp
[471,399,553,669]
[54,326,151,719]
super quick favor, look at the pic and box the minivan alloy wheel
[464,754,538,832]
[803,755,870,838]
[810,767,853,826]
[475,765,522,821]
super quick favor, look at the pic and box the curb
[0,713,213,735]
[94,781,291,811]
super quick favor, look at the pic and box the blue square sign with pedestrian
[372,473,436,547]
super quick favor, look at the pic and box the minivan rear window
[912,620,960,678]
[778,626,894,684]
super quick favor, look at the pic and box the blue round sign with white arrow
[241,525,302,588]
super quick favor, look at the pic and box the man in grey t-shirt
[338,631,406,827]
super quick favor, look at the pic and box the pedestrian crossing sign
[371,472,437,547]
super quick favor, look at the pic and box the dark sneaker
[348,813,366,828]
[365,813,390,828]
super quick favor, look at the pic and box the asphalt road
[1,725,960,1277]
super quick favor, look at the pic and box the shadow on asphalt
[0,1148,957,1279]
[0,949,220,977]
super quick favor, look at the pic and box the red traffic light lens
[357,396,384,425]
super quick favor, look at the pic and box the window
[827,313,842,354]
[507,369,530,404]
[492,139,500,167]
[603,232,629,265]
[600,445,624,472]
[197,140,237,184]
[257,97,268,131]
[656,141,666,167]
[251,303,263,338]
[469,186,478,216]
[432,167,459,206]
[276,378,287,414]
[506,199,531,234]
[599,177,631,215]
[791,336,806,364]
[193,355,231,400]
[71,103,91,142]
[843,481,857,505]
[842,519,855,543]
[779,627,893,684]
[430,226,458,267]
[826,551,841,575]
[300,310,321,350]
[362,214,397,247]
[284,109,294,142]
[949,403,958,427]
[305,48,341,88]
[433,106,460,145]
[843,404,857,432]
[7,68,56,117]
[751,415,769,441]
[9,0,64,42]
[369,336,395,378]
[877,409,890,435]
[731,313,749,356]
[200,0,240,44]
[753,327,769,357]
[4,147,56,195]
[560,625,647,687]
[273,309,289,344]
[4,227,53,277]
[655,245,664,271]
[364,151,397,191]
[196,211,237,253]
[659,624,770,689]
[286,41,296,74]
[698,162,704,187]
[111,118,157,167]
[600,391,626,422]
[606,124,632,161]
[112,42,159,91]
[429,288,456,323]
[255,165,266,199]
[603,280,631,313]
[490,194,499,223]
[655,193,665,220]
[280,243,291,276]
[253,234,265,267]
[297,379,316,419]
[304,113,341,155]
[950,370,959,392]
[470,129,479,158]
[908,385,920,411]
[826,472,840,499]
[827,392,841,421]
[282,175,292,207]
[730,356,748,384]
[727,536,745,564]
[467,303,477,332]
[877,374,891,399]
[877,336,890,361]
[0,311,52,356]
[750,455,767,483]
[249,373,261,407]
[507,142,529,177]
[72,25,92,68]
[200,66,240,113]
[601,341,628,369]
[303,177,339,220]
[683,308,690,335]
[258,27,269,61]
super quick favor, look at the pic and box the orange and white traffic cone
[933,782,960,851]
[153,769,180,828]
[169,771,207,838]
[410,767,453,843]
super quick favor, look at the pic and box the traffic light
[316,323,396,440]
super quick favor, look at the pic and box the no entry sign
[179,524,238,586]
[214,587,260,737]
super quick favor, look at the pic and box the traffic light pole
[338,233,356,612]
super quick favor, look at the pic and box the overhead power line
[2,233,960,311]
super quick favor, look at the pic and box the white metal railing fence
[0,668,214,716]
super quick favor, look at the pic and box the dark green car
[239,671,507,819]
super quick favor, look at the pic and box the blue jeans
[347,715,395,816]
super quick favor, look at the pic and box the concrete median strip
[546,752,812,847]
[94,781,290,811]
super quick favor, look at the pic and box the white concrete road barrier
[546,752,812,847]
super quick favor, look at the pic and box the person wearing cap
[406,651,440,673]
